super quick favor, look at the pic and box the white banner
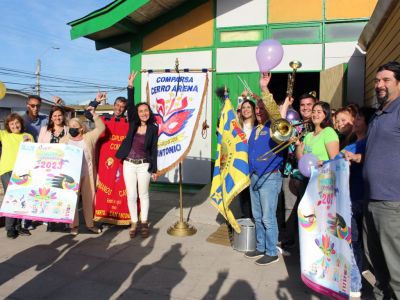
[148,73,208,174]
[0,143,83,223]
[298,159,352,300]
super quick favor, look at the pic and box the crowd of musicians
[1,61,399,299]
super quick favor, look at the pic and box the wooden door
[319,63,348,109]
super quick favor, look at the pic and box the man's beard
[376,87,389,105]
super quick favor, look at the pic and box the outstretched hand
[95,90,108,103]
[87,106,97,118]
[128,70,139,87]
[52,96,62,106]
[259,71,272,92]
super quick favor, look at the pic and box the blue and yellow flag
[210,97,250,233]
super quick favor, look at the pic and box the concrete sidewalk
[0,189,375,300]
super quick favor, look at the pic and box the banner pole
[179,163,183,222]
[167,162,196,237]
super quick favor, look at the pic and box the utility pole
[36,47,60,96]
[35,59,41,96]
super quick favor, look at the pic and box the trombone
[257,60,311,161]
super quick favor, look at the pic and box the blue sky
[0,0,130,104]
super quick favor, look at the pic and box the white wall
[325,42,366,106]
[216,0,267,28]
[216,44,323,73]
[141,51,213,184]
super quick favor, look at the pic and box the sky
[0,0,130,104]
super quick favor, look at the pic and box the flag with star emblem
[147,72,208,174]
[209,97,250,233]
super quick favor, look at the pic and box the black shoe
[255,255,279,266]
[102,223,112,228]
[244,249,265,258]
[7,229,18,239]
[16,226,31,236]
[281,239,296,249]
[62,223,69,231]
[46,222,54,232]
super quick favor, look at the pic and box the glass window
[271,26,320,43]
[0,108,11,121]
[325,21,368,42]
[219,30,263,43]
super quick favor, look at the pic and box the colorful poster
[298,159,352,300]
[147,72,208,174]
[210,98,250,234]
[0,143,82,223]
[94,116,136,225]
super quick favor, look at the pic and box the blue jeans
[250,171,282,256]
[351,242,362,292]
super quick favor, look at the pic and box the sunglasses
[28,104,41,108]
[236,109,241,113]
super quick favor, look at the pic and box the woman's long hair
[238,99,257,129]
[133,102,157,126]
[312,101,333,129]
[47,106,67,133]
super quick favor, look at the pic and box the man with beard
[362,61,400,299]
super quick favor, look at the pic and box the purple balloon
[256,39,284,72]
[286,109,300,121]
[298,153,319,178]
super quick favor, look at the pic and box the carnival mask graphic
[154,93,194,137]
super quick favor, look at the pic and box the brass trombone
[257,60,311,161]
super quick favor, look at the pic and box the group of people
[236,61,400,299]
[1,61,399,299]
[1,70,158,239]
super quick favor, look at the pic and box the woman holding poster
[38,105,69,232]
[116,71,159,239]
[60,106,105,235]
[0,113,34,239]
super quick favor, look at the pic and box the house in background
[0,89,54,129]
[68,0,378,187]
[358,0,400,107]
[0,89,75,130]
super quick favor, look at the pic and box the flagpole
[167,163,196,236]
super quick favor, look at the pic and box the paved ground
[0,188,376,300]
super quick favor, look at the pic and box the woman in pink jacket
[38,106,68,144]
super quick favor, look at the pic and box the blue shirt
[248,121,284,177]
[328,139,366,202]
[22,112,48,142]
[363,97,400,201]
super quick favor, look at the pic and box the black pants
[1,171,22,231]
[239,186,253,218]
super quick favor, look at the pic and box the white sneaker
[350,291,361,298]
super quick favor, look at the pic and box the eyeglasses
[28,104,41,108]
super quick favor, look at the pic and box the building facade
[69,0,377,185]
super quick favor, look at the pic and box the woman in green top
[0,113,34,239]
[294,102,339,161]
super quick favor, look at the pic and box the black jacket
[84,100,127,121]
[115,87,158,173]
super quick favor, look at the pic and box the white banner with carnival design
[0,143,82,223]
[298,159,352,300]
[147,72,208,174]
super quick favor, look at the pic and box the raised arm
[127,70,139,121]
[84,90,107,121]
[86,107,105,142]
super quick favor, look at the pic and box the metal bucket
[233,218,256,252]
